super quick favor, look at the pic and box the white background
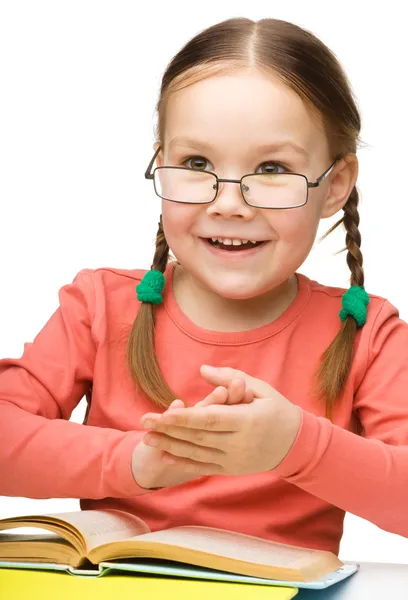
[0,1,407,564]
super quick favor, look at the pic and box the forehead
[163,69,327,157]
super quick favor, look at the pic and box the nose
[206,179,255,219]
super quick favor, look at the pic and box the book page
[29,510,151,553]
[0,528,60,537]
[129,526,333,569]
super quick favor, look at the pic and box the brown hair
[127,17,365,418]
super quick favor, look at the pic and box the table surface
[297,561,408,599]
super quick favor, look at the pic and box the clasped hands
[138,365,301,479]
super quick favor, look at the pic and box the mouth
[202,238,266,252]
[199,237,270,260]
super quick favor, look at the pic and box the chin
[199,272,269,301]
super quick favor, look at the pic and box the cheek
[161,202,201,247]
[272,205,320,245]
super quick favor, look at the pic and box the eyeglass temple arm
[145,145,162,179]
[307,157,340,188]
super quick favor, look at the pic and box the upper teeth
[211,238,257,245]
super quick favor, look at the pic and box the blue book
[0,559,358,589]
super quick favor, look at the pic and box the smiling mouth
[204,238,266,251]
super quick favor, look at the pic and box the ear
[320,153,359,219]
[153,142,164,168]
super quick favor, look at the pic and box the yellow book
[0,508,357,588]
[0,568,298,600]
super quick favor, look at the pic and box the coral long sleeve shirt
[1,261,408,555]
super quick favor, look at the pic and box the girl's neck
[171,263,299,333]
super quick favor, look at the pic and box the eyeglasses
[145,145,340,210]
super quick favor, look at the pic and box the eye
[181,156,290,174]
[182,156,212,171]
[256,161,289,175]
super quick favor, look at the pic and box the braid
[314,186,364,418]
[152,215,171,272]
[126,214,177,408]
[343,190,364,287]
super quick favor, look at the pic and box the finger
[226,378,246,405]
[200,365,240,388]
[169,399,185,409]
[162,453,224,475]
[143,432,225,464]
[146,422,231,450]
[140,399,186,428]
[243,388,254,403]
[194,386,228,407]
[158,405,244,431]
[200,365,273,398]
[193,381,246,409]
[140,413,161,428]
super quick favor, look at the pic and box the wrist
[273,401,302,469]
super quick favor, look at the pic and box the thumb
[200,365,273,398]
[168,399,185,410]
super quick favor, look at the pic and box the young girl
[1,17,407,557]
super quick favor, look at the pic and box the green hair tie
[339,285,370,327]
[136,269,166,304]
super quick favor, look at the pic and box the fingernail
[142,420,154,429]
[145,435,159,446]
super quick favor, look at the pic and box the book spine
[67,565,104,578]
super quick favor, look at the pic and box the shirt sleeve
[272,298,408,538]
[0,269,149,499]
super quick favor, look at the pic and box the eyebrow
[168,136,309,159]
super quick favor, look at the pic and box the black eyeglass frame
[145,145,341,210]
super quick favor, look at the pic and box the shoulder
[67,266,150,298]
[303,274,407,376]
[78,266,149,285]
[305,275,399,327]
[298,274,408,389]
[59,266,150,326]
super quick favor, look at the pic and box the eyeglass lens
[153,167,307,208]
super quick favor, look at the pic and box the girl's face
[156,68,356,301]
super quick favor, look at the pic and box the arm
[0,269,147,499]
[272,299,408,537]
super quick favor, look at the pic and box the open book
[0,509,358,588]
